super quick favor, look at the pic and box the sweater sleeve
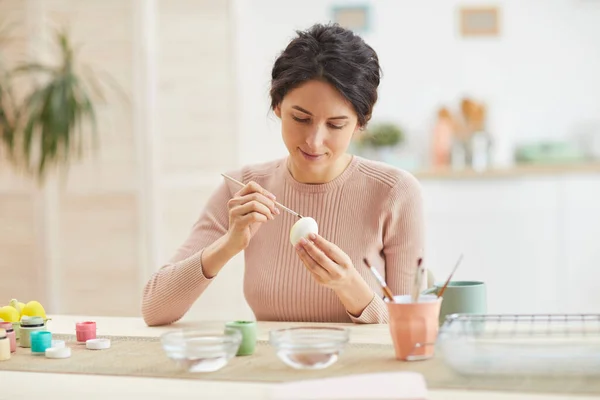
[347,173,425,324]
[141,178,235,326]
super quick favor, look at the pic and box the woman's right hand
[226,181,280,252]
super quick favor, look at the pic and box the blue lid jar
[30,331,52,354]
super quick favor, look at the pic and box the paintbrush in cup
[221,173,303,219]
[411,258,424,303]
[437,254,464,298]
[364,258,395,302]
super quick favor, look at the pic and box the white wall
[229,0,600,316]
[232,0,600,168]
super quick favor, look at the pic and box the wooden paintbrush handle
[221,173,303,219]
[382,286,395,302]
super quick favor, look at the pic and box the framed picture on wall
[331,5,370,33]
[459,6,500,37]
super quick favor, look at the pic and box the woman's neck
[287,153,353,184]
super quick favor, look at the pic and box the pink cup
[76,321,96,343]
[0,322,16,353]
[386,294,442,361]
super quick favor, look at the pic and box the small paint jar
[0,328,10,361]
[13,322,20,340]
[19,316,46,348]
[76,321,96,343]
[30,331,52,355]
[225,320,257,356]
[0,322,16,353]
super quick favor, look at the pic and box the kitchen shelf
[414,162,600,180]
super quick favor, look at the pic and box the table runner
[1,334,598,395]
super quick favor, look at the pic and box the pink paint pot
[76,321,96,343]
[0,322,16,353]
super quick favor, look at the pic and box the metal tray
[436,314,600,376]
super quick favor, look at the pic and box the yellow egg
[21,300,46,319]
[0,305,20,322]
[290,217,319,246]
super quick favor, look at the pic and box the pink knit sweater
[142,155,424,326]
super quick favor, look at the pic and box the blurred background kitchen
[1,0,599,322]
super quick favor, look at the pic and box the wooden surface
[2,315,599,400]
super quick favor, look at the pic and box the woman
[142,23,424,326]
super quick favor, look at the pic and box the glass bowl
[160,325,242,372]
[269,326,350,370]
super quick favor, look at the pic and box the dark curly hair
[270,23,381,127]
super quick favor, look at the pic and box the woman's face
[274,79,359,183]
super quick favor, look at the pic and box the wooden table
[2,315,598,400]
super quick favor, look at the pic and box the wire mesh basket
[437,313,600,376]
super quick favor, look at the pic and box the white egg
[289,217,319,246]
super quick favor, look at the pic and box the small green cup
[225,320,257,356]
[423,280,487,325]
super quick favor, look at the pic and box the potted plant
[355,122,405,162]
[361,122,404,148]
[0,26,114,183]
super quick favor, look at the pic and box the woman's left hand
[295,233,357,290]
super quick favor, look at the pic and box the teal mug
[422,281,486,325]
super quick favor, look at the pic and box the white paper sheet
[269,371,428,400]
